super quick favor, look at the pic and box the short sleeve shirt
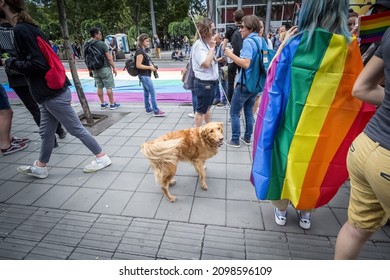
[236,33,263,84]
[191,39,219,81]
[364,27,390,150]
[92,39,110,67]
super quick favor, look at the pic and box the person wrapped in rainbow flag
[251,0,376,230]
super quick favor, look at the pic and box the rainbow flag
[251,29,376,210]
[359,10,390,44]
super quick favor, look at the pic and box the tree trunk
[56,0,94,125]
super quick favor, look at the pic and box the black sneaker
[57,129,67,139]
[54,139,59,148]
[240,137,251,146]
[224,140,240,148]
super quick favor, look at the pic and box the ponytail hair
[15,10,35,25]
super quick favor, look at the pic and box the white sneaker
[274,207,287,226]
[188,113,195,118]
[83,154,111,173]
[17,160,48,179]
[297,210,311,230]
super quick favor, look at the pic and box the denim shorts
[93,66,115,89]
[0,85,10,110]
[194,78,217,114]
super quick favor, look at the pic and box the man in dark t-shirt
[87,28,120,110]
[222,9,244,103]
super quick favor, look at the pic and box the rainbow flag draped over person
[358,10,390,44]
[251,28,376,210]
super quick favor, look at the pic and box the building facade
[215,0,298,34]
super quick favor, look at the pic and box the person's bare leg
[204,109,212,123]
[271,199,289,211]
[0,109,12,149]
[194,112,203,127]
[106,88,114,104]
[97,88,105,103]
[335,221,373,259]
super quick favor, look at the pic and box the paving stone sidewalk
[0,103,389,260]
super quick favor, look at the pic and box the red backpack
[36,36,66,90]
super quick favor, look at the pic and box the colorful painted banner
[251,29,376,210]
[359,10,390,43]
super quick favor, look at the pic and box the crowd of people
[1,0,389,261]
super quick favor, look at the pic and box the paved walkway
[0,102,389,260]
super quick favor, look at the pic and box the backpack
[242,37,276,94]
[36,36,66,90]
[230,26,243,57]
[83,41,105,70]
[123,53,138,76]
[182,59,194,90]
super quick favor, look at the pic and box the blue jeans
[230,85,257,143]
[213,79,228,104]
[139,75,159,113]
[191,90,197,113]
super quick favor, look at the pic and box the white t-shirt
[191,39,219,81]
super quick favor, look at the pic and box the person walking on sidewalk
[87,27,120,110]
[335,27,390,260]
[0,14,66,147]
[136,33,165,117]
[0,0,112,178]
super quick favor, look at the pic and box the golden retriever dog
[141,122,224,202]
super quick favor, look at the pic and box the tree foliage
[26,0,206,44]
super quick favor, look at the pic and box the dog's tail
[141,138,183,165]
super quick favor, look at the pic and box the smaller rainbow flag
[358,10,390,44]
[251,29,376,210]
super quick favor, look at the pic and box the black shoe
[54,139,59,148]
[240,137,251,146]
[57,129,67,139]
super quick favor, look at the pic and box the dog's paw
[201,184,208,190]
[169,180,176,186]
[168,195,177,203]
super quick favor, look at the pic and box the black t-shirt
[225,24,242,56]
[136,49,151,77]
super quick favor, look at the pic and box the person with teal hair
[251,0,372,230]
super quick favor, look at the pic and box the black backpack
[124,53,138,76]
[83,41,105,70]
[230,26,243,57]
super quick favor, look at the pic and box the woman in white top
[191,18,219,127]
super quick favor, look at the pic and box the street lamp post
[150,0,157,45]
